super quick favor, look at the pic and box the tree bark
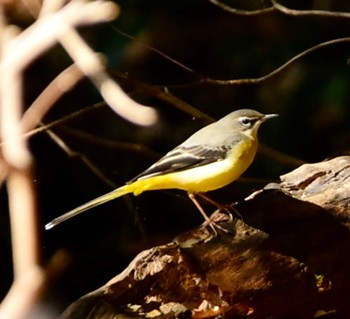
[60,156,350,319]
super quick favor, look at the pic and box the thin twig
[44,125,150,240]
[114,72,214,124]
[272,0,350,18]
[113,23,350,90]
[21,102,107,141]
[57,125,160,161]
[207,0,274,15]
[44,126,118,189]
[208,0,350,18]
[201,37,350,86]
[113,26,197,75]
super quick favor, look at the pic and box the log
[60,156,350,318]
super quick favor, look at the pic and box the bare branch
[38,0,65,17]
[44,126,118,189]
[114,72,214,124]
[1,1,119,73]
[114,22,350,91]
[201,37,350,86]
[207,0,274,15]
[208,0,350,18]
[58,27,157,126]
[0,266,45,319]
[0,25,32,169]
[20,102,106,140]
[114,27,197,75]
[7,169,39,277]
[0,250,71,319]
[20,64,84,133]
[0,1,139,318]
[272,0,350,18]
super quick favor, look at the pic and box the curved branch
[207,0,274,15]
[208,0,350,18]
[201,37,350,86]
[272,0,350,18]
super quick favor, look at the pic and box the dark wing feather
[129,144,229,182]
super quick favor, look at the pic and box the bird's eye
[239,117,252,127]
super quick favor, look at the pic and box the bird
[45,109,277,230]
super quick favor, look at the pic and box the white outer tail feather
[44,185,130,230]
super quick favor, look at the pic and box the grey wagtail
[45,109,277,230]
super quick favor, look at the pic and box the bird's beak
[262,113,278,122]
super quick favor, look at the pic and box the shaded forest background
[1,0,350,316]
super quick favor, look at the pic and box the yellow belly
[127,138,258,195]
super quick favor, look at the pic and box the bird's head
[224,109,278,138]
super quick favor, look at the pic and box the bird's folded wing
[129,144,229,182]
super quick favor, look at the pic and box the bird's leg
[188,193,217,235]
[188,193,235,234]
[196,192,242,220]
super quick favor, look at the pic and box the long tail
[45,185,131,230]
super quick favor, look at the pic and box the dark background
[1,0,350,313]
